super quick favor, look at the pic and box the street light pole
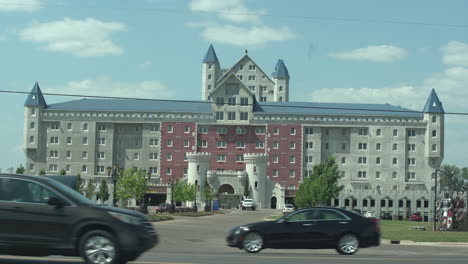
[107,164,119,207]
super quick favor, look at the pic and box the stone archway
[218,184,235,194]
[270,196,277,209]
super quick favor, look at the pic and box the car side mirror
[47,197,64,207]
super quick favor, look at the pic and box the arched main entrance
[218,184,239,209]
[270,196,277,209]
[218,184,235,194]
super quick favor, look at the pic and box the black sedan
[227,207,380,255]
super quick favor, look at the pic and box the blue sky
[1,0,467,171]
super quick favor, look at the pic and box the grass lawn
[380,220,468,242]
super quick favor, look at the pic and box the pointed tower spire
[24,82,47,107]
[423,89,444,113]
[271,59,290,79]
[202,44,219,63]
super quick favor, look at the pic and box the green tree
[439,164,465,195]
[243,176,250,198]
[203,180,214,202]
[59,169,66,175]
[96,180,110,204]
[294,157,344,207]
[15,164,25,174]
[116,168,147,207]
[76,174,86,194]
[39,170,46,176]
[186,183,197,203]
[84,178,97,199]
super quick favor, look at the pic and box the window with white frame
[432,144,437,152]
[134,153,139,160]
[217,141,226,148]
[236,155,244,162]
[217,154,226,162]
[150,124,160,132]
[51,122,60,130]
[255,127,265,134]
[432,116,437,123]
[376,171,381,179]
[97,152,105,159]
[215,112,224,120]
[255,141,264,148]
[67,137,72,145]
[289,170,295,178]
[166,168,172,175]
[376,157,381,165]
[198,126,208,133]
[432,130,437,137]
[407,172,416,180]
[148,138,158,146]
[149,167,158,174]
[249,64,256,70]
[248,75,255,81]
[341,157,346,164]
[240,97,249,106]
[96,165,105,174]
[184,125,190,133]
[83,123,88,131]
[305,156,313,163]
[248,85,255,91]
[49,164,58,172]
[273,127,279,135]
[305,142,313,149]
[82,165,87,173]
[392,158,398,165]
[240,112,248,120]
[273,155,279,163]
[358,128,368,136]
[198,140,207,148]
[290,156,295,163]
[49,150,59,158]
[358,171,367,178]
[273,169,278,177]
[408,129,416,137]
[408,144,416,151]
[408,158,416,166]
[31,108,36,116]
[228,112,236,120]
[98,137,105,145]
[376,128,382,136]
[167,139,173,147]
[217,127,227,134]
[30,122,35,129]
[358,157,367,164]
[82,137,88,145]
[216,97,224,106]
[304,127,313,134]
[358,143,368,150]
[236,127,246,134]
[290,127,296,135]
[82,151,88,159]
[67,123,72,131]
[66,165,71,172]
[393,129,398,136]
[228,97,236,106]
[392,172,397,179]
[167,125,173,133]
[266,140,275,149]
[50,137,59,144]
[167,153,172,161]
[290,141,296,149]
[66,151,72,158]
[393,144,398,151]
[236,141,245,148]
[184,139,190,147]
[97,124,106,131]
[149,153,158,160]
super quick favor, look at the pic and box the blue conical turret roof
[271,59,290,79]
[422,89,444,113]
[202,44,219,63]
[24,82,47,107]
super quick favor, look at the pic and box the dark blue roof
[47,98,212,113]
[24,82,47,107]
[202,44,219,63]
[423,89,444,113]
[254,102,422,117]
[271,59,290,79]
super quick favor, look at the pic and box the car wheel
[336,234,359,255]
[242,232,263,253]
[79,230,124,264]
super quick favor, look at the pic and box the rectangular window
[184,125,190,133]
[167,139,173,147]
[290,141,295,149]
[215,112,224,120]
[236,141,245,148]
[217,127,227,134]
[358,128,368,136]
[304,127,313,134]
[149,153,158,160]
[273,169,278,177]
[290,127,296,135]
[273,127,279,135]
[66,151,72,158]
[98,137,105,145]
[290,156,295,163]
[228,97,236,106]
[97,152,105,159]
[166,168,172,175]
[249,65,256,70]
[255,141,264,148]
[217,141,226,148]
[184,139,190,147]
[236,127,246,134]
[248,85,255,91]
[240,97,249,106]
[167,125,173,133]
[149,138,159,146]
[236,155,244,162]
[217,154,226,162]
[96,165,105,174]
[97,124,106,131]
[150,124,160,132]
[198,126,208,133]
[305,142,313,149]
[304,156,313,163]
[49,150,59,158]
[273,141,279,149]
[198,140,208,148]
[273,155,279,163]
[66,137,72,145]
[393,129,398,136]
[216,97,224,106]
[167,153,172,161]
[228,112,236,120]
[289,170,295,178]
[408,129,416,137]
[240,112,248,120]
[82,151,88,159]
[134,153,139,160]
[248,75,256,81]
[51,122,60,130]
[255,127,266,134]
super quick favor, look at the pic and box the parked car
[227,207,380,255]
[241,199,256,210]
[380,212,392,220]
[155,203,171,213]
[364,211,376,218]
[0,174,158,264]
[283,204,295,214]
[409,212,422,221]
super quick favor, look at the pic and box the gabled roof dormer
[423,89,444,113]
[24,82,47,107]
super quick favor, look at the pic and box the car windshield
[244,199,253,202]
[44,177,95,205]
[286,204,293,208]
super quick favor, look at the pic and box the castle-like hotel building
[23,45,444,220]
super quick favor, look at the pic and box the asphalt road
[1,209,467,264]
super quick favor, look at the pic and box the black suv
[0,174,158,264]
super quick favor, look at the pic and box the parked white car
[364,211,376,218]
[283,204,295,214]
[241,199,256,210]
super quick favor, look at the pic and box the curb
[382,239,468,247]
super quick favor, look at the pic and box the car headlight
[109,212,141,225]
[234,226,250,234]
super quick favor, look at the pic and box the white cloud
[190,0,263,24]
[45,76,174,100]
[441,41,468,67]
[330,45,407,62]
[19,18,126,57]
[0,0,41,12]
[139,60,153,68]
[199,24,296,46]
